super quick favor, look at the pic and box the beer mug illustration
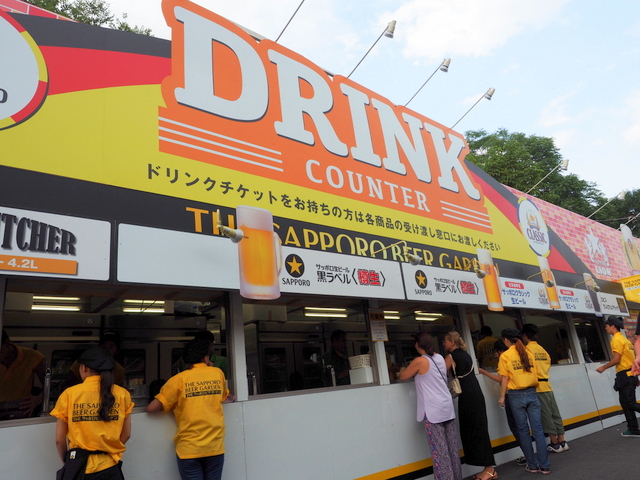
[236,206,282,300]
[620,224,640,272]
[476,248,503,312]
[583,273,601,316]
[537,256,560,309]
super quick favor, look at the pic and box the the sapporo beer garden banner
[0,0,637,312]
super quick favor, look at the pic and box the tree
[25,0,152,35]
[590,189,640,237]
[465,128,606,218]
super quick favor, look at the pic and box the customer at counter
[51,346,133,480]
[61,331,126,390]
[323,330,350,386]
[147,338,233,480]
[0,329,45,419]
[398,332,462,480]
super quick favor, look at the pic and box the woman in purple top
[399,333,462,480]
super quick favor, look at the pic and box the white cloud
[382,0,570,63]
[539,92,577,127]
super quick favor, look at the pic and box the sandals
[473,468,498,480]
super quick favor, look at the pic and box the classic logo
[517,198,550,257]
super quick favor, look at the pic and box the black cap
[78,346,115,371]
[501,328,521,339]
[100,331,121,349]
[605,316,624,330]
[522,323,539,337]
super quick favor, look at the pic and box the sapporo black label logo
[285,254,304,277]
[414,270,428,288]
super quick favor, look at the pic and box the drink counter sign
[0,206,111,280]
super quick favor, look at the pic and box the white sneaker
[561,440,569,451]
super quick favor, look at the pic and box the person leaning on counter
[50,346,133,480]
[147,338,235,480]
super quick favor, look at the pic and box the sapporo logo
[517,198,550,257]
[285,254,304,277]
[414,270,428,288]
[0,11,49,130]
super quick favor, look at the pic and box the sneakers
[621,430,640,438]
[547,443,563,453]
[540,467,551,475]
[516,456,527,466]
[560,441,569,451]
[524,465,539,474]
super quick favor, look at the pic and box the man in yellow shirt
[476,326,498,369]
[596,316,640,437]
[0,329,45,418]
[147,338,233,480]
[522,324,567,452]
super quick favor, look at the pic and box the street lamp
[275,0,306,42]
[347,20,396,78]
[587,191,626,219]
[451,88,495,129]
[404,58,451,107]
[525,159,570,195]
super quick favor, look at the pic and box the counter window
[572,315,607,363]
[466,308,520,369]
[522,311,575,364]
[0,283,228,422]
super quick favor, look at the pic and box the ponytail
[514,339,533,372]
[98,370,115,422]
[502,329,532,372]
[445,331,467,351]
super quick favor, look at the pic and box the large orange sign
[159,0,491,233]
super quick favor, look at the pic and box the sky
[106,0,640,200]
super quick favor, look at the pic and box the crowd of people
[398,322,587,479]
[4,313,640,480]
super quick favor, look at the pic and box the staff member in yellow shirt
[596,316,640,437]
[51,346,133,479]
[498,328,550,475]
[0,329,45,418]
[522,324,568,453]
[147,338,234,480]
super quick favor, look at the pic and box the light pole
[404,58,451,107]
[525,159,570,195]
[451,88,495,129]
[347,21,396,78]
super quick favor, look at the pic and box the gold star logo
[287,255,304,276]
[415,270,427,288]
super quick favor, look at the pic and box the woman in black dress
[443,331,496,480]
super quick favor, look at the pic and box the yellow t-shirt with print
[610,331,635,374]
[50,375,134,474]
[498,345,539,391]
[0,344,44,402]
[526,341,553,393]
[156,363,229,459]
[476,336,498,368]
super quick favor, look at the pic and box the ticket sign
[0,206,110,280]
[620,274,640,304]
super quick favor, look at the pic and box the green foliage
[465,128,605,217]
[25,0,152,35]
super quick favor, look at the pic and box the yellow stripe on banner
[354,458,432,480]
[355,405,629,480]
